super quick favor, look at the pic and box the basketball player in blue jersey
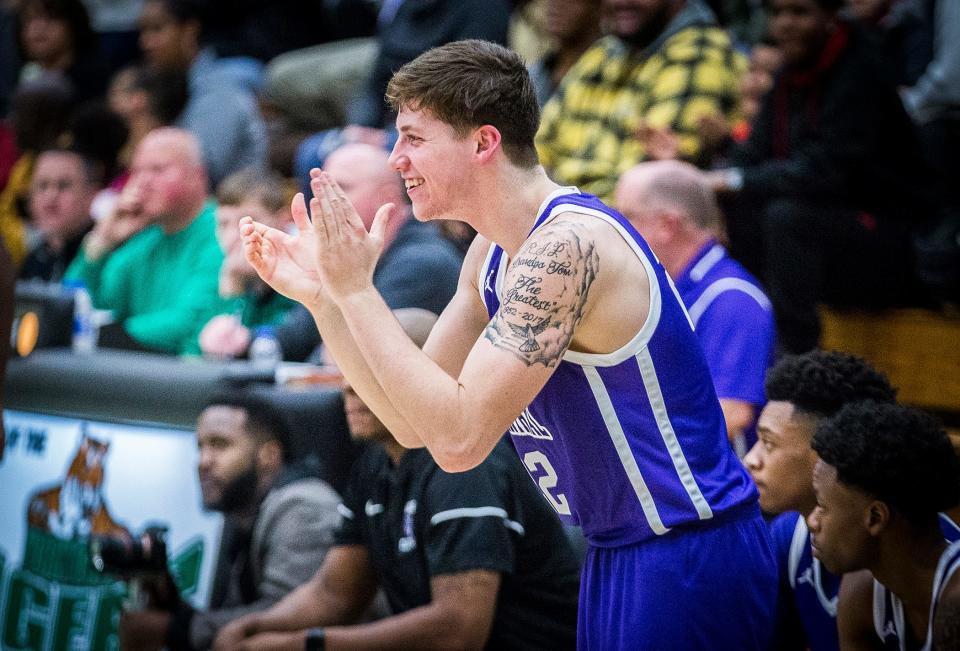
[239,39,777,648]
[809,401,960,651]
[745,351,897,650]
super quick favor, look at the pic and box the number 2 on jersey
[523,451,572,515]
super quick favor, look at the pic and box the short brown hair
[386,40,540,169]
[216,168,286,212]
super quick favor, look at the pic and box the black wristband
[305,627,326,651]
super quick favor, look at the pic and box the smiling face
[744,401,819,516]
[807,459,876,574]
[388,107,476,223]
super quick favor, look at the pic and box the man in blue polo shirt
[616,160,776,454]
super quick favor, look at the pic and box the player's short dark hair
[812,401,960,527]
[386,39,540,169]
[204,390,294,461]
[765,350,896,418]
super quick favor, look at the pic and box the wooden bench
[819,307,960,444]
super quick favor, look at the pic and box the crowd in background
[1,0,957,360]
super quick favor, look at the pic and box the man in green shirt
[66,127,228,354]
[198,168,295,358]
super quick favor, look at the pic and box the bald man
[66,127,229,354]
[272,144,463,362]
[616,161,776,454]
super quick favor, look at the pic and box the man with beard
[535,0,745,202]
[119,391,341,651]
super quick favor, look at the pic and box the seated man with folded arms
[214,309,581,651]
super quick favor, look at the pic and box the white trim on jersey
[635,348,714,521]
[478,241,499,305]
[787,515,808,589]
[549,204,675,367]
[689,243,725,282]
[429,506,526,535]
[582,365,669,535]
[787,516,838,615]
[687,277,773,327]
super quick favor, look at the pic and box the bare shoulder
[837,569,884,651]
[483,214,599,367]
[482,210,649,366]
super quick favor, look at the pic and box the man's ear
[658,210,685,240]
[865,500,890,536]
[474,125,502,163]
[257,439,283,472]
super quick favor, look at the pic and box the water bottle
[65,280,96,354]
[249,326,282,369]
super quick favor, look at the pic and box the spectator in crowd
[199,169,295,359]
[706,0,934,353]
[214,309,581,651]
[108,65,188,173]
[65,127,228,354]
[616,160,775,454]
[0,78,73,268]
[528,0,601,107]
[744,351,897,650]
[19,147,98,281]
[137,0,266,185]
[16,0,110,105]
[120,390,341,651]
[273,143,462,362]
[535,0,746,202]
[636,42,783,164]
[809,401,960,650]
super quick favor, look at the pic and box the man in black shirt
[214,309,580,651]
[19,148,97,282]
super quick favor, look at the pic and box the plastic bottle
[65,280,96,354]
[249,325,282,368]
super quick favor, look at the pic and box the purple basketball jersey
[481,188,758,547]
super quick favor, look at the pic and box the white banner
[0,410,222,651]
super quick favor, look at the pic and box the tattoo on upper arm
[484,221,599,367]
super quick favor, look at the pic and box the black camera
[90,525,169,576]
